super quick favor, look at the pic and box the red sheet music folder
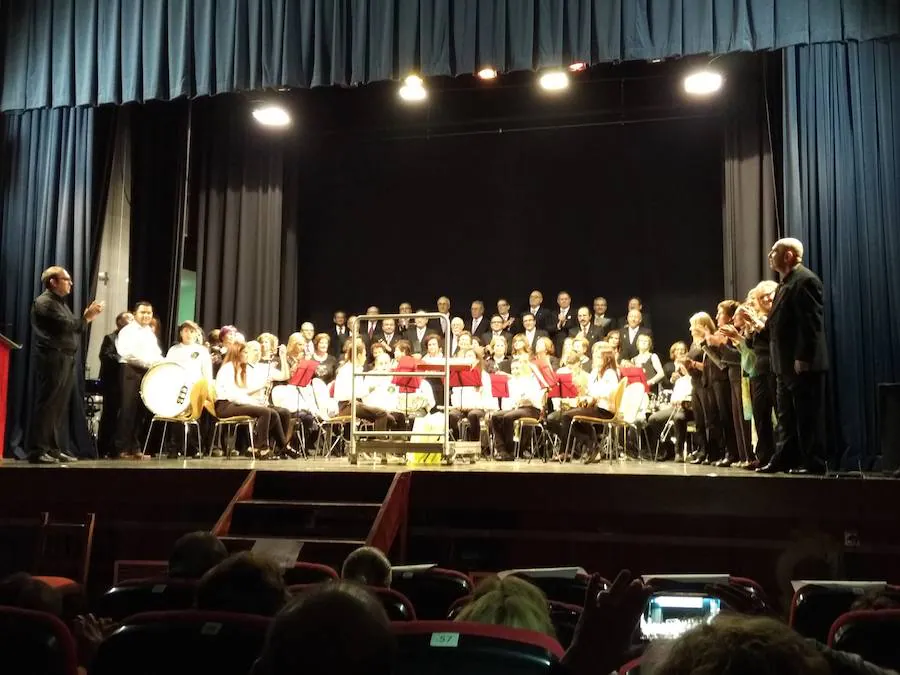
[448,368,482,388]
[392,356,422,393]
[532,360,557,389]
[548,372,578,398]
[619,366,649,393]
[289,360,318,387]
[490,373,510,398]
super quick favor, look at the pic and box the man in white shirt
[448,317,465,356]
[362,306,380,342]
[521,313,549,352]
[114,301,163,457]
[300,322,315,357]
[397,302,413,333]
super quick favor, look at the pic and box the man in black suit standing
[569,306,602,349]
[618,310,653,361]
[525,290,554,334]
[521,313,549,352]
[329,311,349,357]
[551,291,576,355]
[468,300,488,340]
[591,296,616,337]
[619,297,652,331]
[28,266,104,464]
[758,238,829,474]
[97,311,133,458]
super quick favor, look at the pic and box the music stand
[288,360,318,453]
[391,356,422,421]
[490,373,510,408]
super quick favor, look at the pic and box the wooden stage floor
[0,455,873,479]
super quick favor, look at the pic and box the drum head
[141,361,191,417]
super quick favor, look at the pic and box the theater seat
[373,587,417,621]
[393,620,564,675]
[0,606,79,675]
[829,610,900,671]
[549,601,582,649]
[391,567,473,619]
[99,578,198,621]
[790,584,900,643]
[510,572,603,607]
[618,656,642,675]
[91,610,270,675]
[282,561,339,586]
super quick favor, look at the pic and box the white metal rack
[347,312,478,464]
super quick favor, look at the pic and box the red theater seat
[282,561,339,586]
[99,578,198,621]
[393,620,564,675]
[828,610,900,671]
[373,587,417,621]
[92,610,270,675]
[0,606,79,675]
[391,567,474,619]
[790,584,900,643]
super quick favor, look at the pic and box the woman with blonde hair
[455,575,555,638]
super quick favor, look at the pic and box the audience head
[168,531,228,580]
[593,296,608,315]
[196,552,289,617]
[393,339,412,358]
[644,615,829,675]
[436,296,451,314]
[0,573,63,617]
[850,589,900,611]
[529,290,543,307]
[636,334,653,354]
[455,575,555,637]
[341,546,392,588]
[252,581,395,675]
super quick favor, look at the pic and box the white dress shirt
[116,323,163,369]
[505,374,543,410]
[215,363,257,404]
[587,368,619,410]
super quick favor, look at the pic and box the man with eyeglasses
[28,266,104,464]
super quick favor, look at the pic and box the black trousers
[750,371,776,465]
[772,372,826,470]
[646,406,688,459]
[558,406,613,453]
[491,407,540,456]
[690,384,708,456]
[28,349,76,459]
[115,364,148,454]
[449,409,485,442]
[215,401,289,449]
[97,369,121,458]
[708,379,735,462]
[729,375,752,463]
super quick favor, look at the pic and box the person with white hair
[759,238,829,474]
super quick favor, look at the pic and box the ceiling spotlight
[650,58,663,64]
[404,75,423,87]
[539,71,569,91]
[477,67,498,80]
[252,105,291,127]
[568,62,587,72]
[683,69,723,95]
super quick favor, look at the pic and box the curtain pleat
[4,0,898,111]
[193,98,297,341]
[0,107,96,458]
[783,39,900,467]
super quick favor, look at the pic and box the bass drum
[141,361,191,418]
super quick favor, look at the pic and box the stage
[0,456,897,612]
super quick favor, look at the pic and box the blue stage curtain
[3,0,899,111]
[0,107,97,458]
[783,39,900,467]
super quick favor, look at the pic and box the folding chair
[142,379,209,458]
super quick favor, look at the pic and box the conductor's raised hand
[562,570,651,675]
[83,300,105,322]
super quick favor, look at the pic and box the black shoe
[756,461,787,474]
[55,451,78,462]
[29,453,59,465]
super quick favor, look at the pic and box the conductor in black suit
[28,266,104,464]
[758,238,829,474]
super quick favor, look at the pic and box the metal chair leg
[142,419,155,458]
[158,421,168,458]
[182,423,189,458]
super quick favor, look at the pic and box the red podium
[0,333,22,457]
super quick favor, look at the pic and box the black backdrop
[296,110,724,351]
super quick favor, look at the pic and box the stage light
[399,74,427,102]
[477,67,498,80]
[568,62,587,72]
[539,71,569,91]
[683,69,723,95]
[650,58,663,64]
[252,105,291,127]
